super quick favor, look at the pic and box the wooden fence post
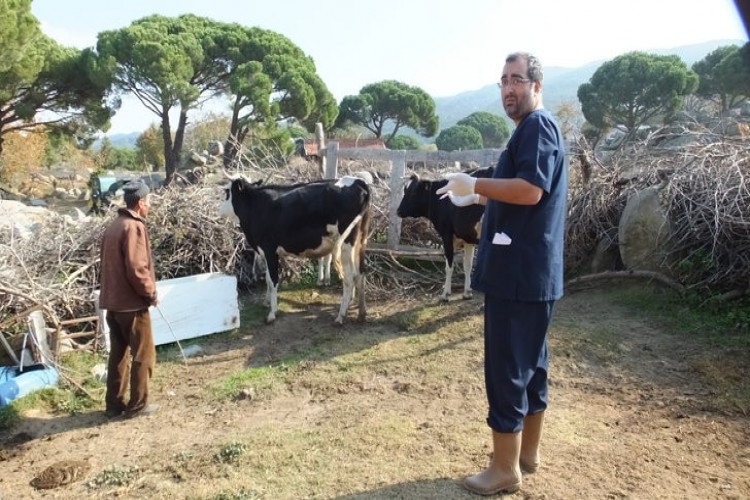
[325,141,338,179]
[387,151,406,250]
[315,123,326,179]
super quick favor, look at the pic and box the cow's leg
[335,243,356,325]
[462,243,475,299]
[264,251,281,323]
[317,254,332,286]
[355,273,366,322]
[254,248,271,306]
[441,236,455,302]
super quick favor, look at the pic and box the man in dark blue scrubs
[437,52,568,496]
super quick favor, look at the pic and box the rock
[91,363,107,383]
[618,186,673,273]
[0,200,54,238]
[207,140,224,157]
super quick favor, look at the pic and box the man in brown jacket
[99,180,158,419]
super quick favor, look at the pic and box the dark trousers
[105,309,155,415]
[484,295,555,433]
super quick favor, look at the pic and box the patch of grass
[86,464,141,489]
[387,304,446,332]
[57,351,106,376]
[239,295,270,328]
[0,406,20,430]
[211,355,307,400]
[611,285,750,348]
[608,284,750,414]
[210,490,263,500]
[0,353,105,430]
[585,326,621,362]
[215,441,248,463]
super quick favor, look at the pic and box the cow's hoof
[440,295,450,303]
[265,314,276,324]
[356,314,366,323]
[462,293,473,300]
[333,317,344,326]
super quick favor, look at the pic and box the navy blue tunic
[471,109,568,301]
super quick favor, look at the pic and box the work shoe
[124,403,159,419]
[520,459,539,474]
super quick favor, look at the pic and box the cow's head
[218,175,264,223]
[396,173,433,218]
[218,180,240,224]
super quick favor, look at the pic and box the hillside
[434,39,745,130]
[104,39,745,147]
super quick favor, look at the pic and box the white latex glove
[440,191,480,207]
[435,172,477,197]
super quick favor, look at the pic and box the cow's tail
[333,214,363,279]
[356,194,371,275]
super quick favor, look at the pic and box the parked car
[89,171,165,214]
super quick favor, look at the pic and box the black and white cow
[219,176,371,324]
[396,166,494,301]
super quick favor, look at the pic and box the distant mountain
[95,132,139,149]
[434,39,746,132]
[97,39,746,147]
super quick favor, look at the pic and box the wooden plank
[57,330,96,340]
[59,316,98,326]
[326,145,502,165]
[366,242,458,263]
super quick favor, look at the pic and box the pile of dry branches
[566,133,750,293]
[0,158,452,341]
[0,183,252,341]
[6,134,744,346]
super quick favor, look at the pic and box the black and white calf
[396,167,494,300]
[219,176,371,324]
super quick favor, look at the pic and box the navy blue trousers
[484,294,555,433]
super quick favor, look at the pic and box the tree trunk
[224,102,249,169]
[162,110,188,185]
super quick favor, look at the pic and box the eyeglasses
[497,77,532,89]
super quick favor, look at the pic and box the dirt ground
[0,284,749,499]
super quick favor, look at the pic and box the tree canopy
[456,111,510,148]
[97,15,337,178]
[335,80,438,144]
[692,44,750,112]
[97,14,230,182]
[387,135,422,150]
[577,51,699,133]
[0,0,111,163]
[435,125,483,152]
[220,25,337,167]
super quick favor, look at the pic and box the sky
[31,0,749,135]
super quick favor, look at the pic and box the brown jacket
[99,208,157,311]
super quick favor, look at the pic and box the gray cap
[122,179,150,199]
[122,180,150,206]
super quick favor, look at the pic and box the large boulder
[207,140,224,157]
[618,186,673,273]
[0,200,55,239]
